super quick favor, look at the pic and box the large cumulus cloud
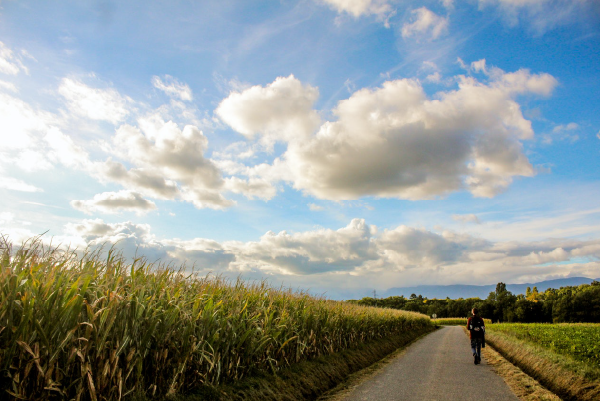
[215,75,320,147]
[218,63,557,201]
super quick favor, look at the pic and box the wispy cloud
[319,0,394,21]
[476,0,597,34]
[0,41,29,75]
[401,7,449,41]
[452,214,481,224]
[59,77,132,124]
[152,75,193,101]
[0,176,43,192]
[309,203,325,211]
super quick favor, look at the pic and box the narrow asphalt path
[341,326,518,401]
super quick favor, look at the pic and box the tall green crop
[0,236,432,400]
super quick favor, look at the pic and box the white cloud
[0,80,17,92]
[47,217,600,289]
[11,150,53,172]
[441,0,454,9]
[552,122,579,133]
[0,71,232,210]
[477,0,594,33]
[376,226,482,269]
[309,203,325,211]
[71,190,157,215]
[0,93,56,152]
[94,160,181,200]
[230,218,379,275]
[494,68,557,97]
[45,127,91,169]
[425,72,442,83]
[111,122,216,186]
[0,176,42,192]
[401,7,449,40]
[97,116,232,209]
[165,238,236,271]
[543,122,579,144]
[471,59,487,73]
[7,214,598,296]
[59,78,131,124]
[64,219,168,261]
[280,67,554,200]
[215,75,320,147]
[217,68,557,201]
[224,177,277,200]
[152,75,193,101]
[319,0,394,19]
[0,212,15,224]
[0,91,233,210]
[0,41,28,75]
[0,93,67,174]
[452,214,481,224]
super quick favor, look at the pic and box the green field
[0,238,432,400]
[488,323,600,367]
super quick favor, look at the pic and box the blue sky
[1,0,599,299]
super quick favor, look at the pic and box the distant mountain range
[381,277,599,300]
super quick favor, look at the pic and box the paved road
[341,326,518,401]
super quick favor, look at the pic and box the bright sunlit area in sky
[1,0,599,299]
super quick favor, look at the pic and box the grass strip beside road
[485,328,600,401]
[482,339,559,401]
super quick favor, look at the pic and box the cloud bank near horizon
[3,217,598,296]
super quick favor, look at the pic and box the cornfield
[0,236,432,400]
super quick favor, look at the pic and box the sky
[1,0,600,299]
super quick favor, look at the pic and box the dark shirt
[467,316,485,339]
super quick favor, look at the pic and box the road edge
[316,326,441,401]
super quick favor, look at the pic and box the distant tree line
[348,281,600,323]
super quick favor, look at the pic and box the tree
[493,282,516,322]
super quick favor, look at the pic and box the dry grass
[486,330,600,401]
[482,341,560,401]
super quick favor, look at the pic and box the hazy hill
[382,277,599,299]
